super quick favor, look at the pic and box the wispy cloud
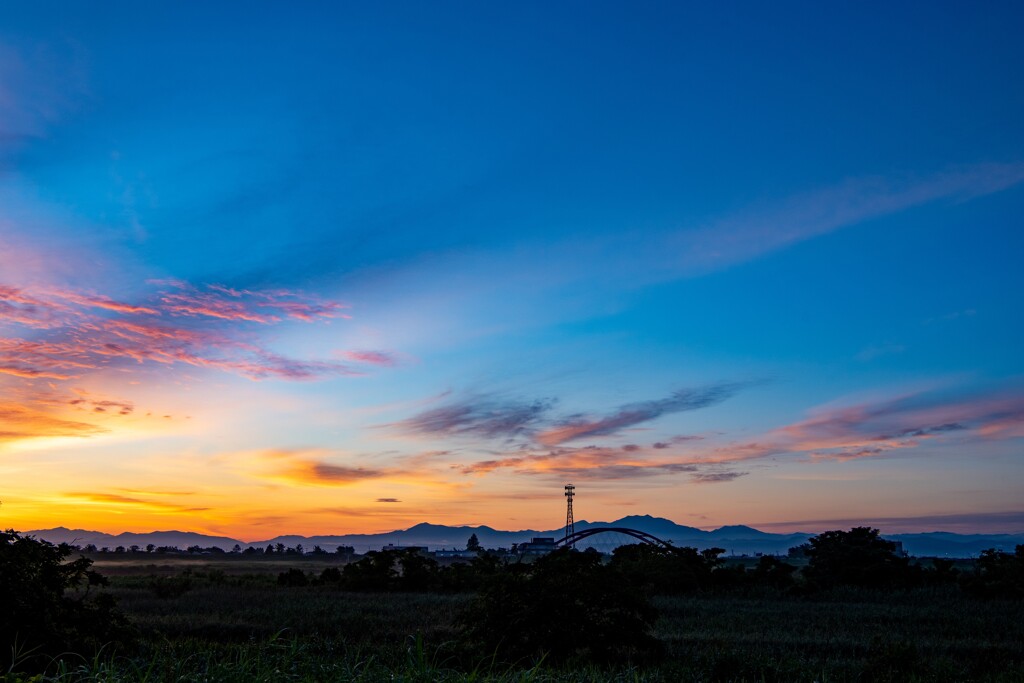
[341,350,397,367]
[669,163,1024,278]
[456,443,728,482]
[243,448,396,487]
[47,289,160,316]
[158,281,348,323]
[441,382,1024,486]
[0,280,359,382]
[0,384,162,445]
[536,383,748,446]
[685,384,1024,465]
[390,396,555,440]
[690,471,747,484]
[0,401,105,443]
[62,492,209,513]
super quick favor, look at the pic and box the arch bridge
[556,526,674,550]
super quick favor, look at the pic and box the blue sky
[1,2,1022,537]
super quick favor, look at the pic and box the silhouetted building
[519,537,556,555]
[434,548,478,558]
[382,543,427,553]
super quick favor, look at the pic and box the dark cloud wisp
[391,396,556,440]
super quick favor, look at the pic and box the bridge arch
[556,526,674,550]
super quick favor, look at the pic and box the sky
[1,2,1023,540]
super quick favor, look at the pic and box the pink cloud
[0,279,363,384]
[160,291,281,323]
[695,387,1024,466]
[0,365,76,380]
[0,286,75,328]
[448,385,1024,484]
[157,281,348,324]
[47,289,160,316]
[341,350,397,366]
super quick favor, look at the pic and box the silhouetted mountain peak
[709,525,771,538]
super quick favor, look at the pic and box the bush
[801,527,914,590]
[0,529,132,670]
[459,548,660,664]
[962,545,1024,598]
[609,543,724,594]
[277,568,310,587]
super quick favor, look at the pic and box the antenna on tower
[564,484,576,548]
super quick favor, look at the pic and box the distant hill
[23,517,1024,557]
[20,527,243,551]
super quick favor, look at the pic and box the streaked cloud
[245,448,394,487]
[690,471,747,484]
[0,401,104,443]
[457,443,709,481]
[691,384,1024,465]
[0,280,359,382]
[668,163,1024,278]
[535,383,748,446]
[62,492,209,513]
[157,281,348,323]
[341,350,397,366]
[390,396,556,440]
[442,383,1024,486]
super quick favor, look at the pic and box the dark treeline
[71,542,356,555]
[266,527,1024,599]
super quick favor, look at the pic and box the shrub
[0,529,132,670]
[149,574,193,599]
[459,547,660,664]
[962,545,1024,598]
[609,543,724,594]
[277,567,310,587]
[801,527,914,589]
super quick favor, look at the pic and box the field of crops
[7,555,1020,683]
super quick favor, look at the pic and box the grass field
[7,555,1024,682]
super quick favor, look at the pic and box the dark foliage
[276,567,310,587]
[0,529,132,669]
[961,545,1024,598]
[801,527,915,589]
[341,549,399,590]
[923,557,960,585]
[459,548,661,664]
[318,566,342,583]
[751,554,798,589]
[608,543,726,594]
[149,574,193,599]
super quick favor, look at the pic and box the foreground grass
[7,565,1024,682]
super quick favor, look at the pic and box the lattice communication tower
[564,484,576,547]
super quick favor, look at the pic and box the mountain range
[25,515,1024,557]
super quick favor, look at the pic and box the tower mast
[564,483,576,548]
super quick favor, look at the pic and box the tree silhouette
[0,530,131,670]
[962,545,1024,598]
[342,550,399,591]
[466,533,481,551]
[802,527,912,589]
[609,543,725,594]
